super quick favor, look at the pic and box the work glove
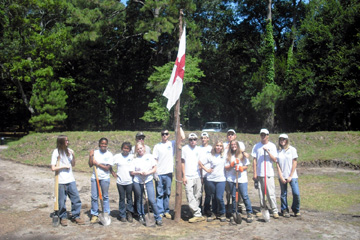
[230,161,235,168]
[235,158,240,164]
[235,165,244,172]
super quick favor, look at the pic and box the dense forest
[1,0,359,133]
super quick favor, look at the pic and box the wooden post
[174,9,184,223]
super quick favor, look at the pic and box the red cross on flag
[163,27,186,110]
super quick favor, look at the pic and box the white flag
[163,28,186,110]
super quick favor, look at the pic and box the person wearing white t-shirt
[225,140,254,223]
[198,132,213,215]
[251,128,279,219]
[199,140,227,223]
[51,135,84,226]
[130,142,163,226]
[276,134,301,218]
[181,133,205,223]
[88,138,114,224]
[111,142,134,222]
[153,128,185,219]
[130,132,151,154]
[223,129,247,214]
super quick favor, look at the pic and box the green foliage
[141,55,204,127]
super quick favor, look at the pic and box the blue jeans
[58,181,82,220]
[133,181,162,221]
[279,178,300,213]
[203,178,216,215]
[91,178,110,215]
[228,181,253,214]
[156,173,172,215]
[206,181,226,215]
[116,183,134,218]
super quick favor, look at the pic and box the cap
[188,133,198,139]
[279,134,288,139]
[260,128,269,135]
[136,132,145,138]
[201,132,209,138]
[227,129,236,134]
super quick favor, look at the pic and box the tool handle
[264,149,267,199]
[54,156,60,211]
[94,165,103,200]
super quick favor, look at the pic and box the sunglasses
[137,137,145,140]
[161,133,169,136]
[189,139,197,141]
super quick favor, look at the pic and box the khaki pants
[185,177,202,217]
[258,176,278,213]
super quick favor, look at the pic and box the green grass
[1,131,359,173]
[299,172,360,214]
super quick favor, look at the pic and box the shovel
[261,149,270,222]
[52,156,60,227]
[143,182,156,227]
[233,169,242,224]
[94,165,111,226]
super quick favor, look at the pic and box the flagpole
[174,9,184,223]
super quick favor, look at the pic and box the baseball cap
[188,133,198,139]
[136,132,145,138]
[260,128,269,135]
[227,129,236,134]
[279,134,288,139]
[201,132,209,138]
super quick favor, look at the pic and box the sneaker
[139,215,146,225]
[189,216,205,223]
[255,212,262,217]
[219,214,227,222]
[72,217,85,225]
[127,212,133,223]
[207,213,216,222]
[282,210,290,218]
[90,215,98,224]
[294,212,301,217]
[163,212,172,219]
[246,213,253,223]
[273,213,279,219]
[60,218,68,226]
[156,219,163,226]
[120,217,127,222]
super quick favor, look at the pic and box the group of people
[50,127,300,227]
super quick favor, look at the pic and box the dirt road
[0,146,359,240]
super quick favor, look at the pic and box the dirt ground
[0,145,359,240]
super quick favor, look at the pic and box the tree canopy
[1,0,359,132]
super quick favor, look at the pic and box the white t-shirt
[277,146,298,179]
[201,153,226,182]
[91,150,113,180]
[130,153,157,184]
[131,145,151,155]
[225,155,250,183]
[113,153,134,185]
[181,145,201,179]
[199,145,212,178]
[51,148,75,184]
[152,140,175,175]
[223,141,246,151]
[251,141,278,177]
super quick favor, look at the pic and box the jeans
[205,181,226,215]
[116,183,134,218]
[203,178,216,215]
[228,181,253,214]
[156,173,172,215]
[133,181,162,221]
[91,178,110,215]
[58,181,82,220]
[279,178,300,213]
